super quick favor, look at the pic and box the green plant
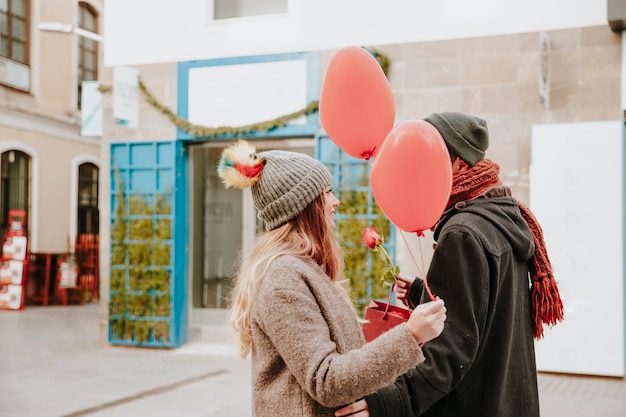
[336,174,393,316]
[109,169,172,345]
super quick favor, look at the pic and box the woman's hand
[406,298,446,344]
[335,398,369,416]
[395,273,416,306]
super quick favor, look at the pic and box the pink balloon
[370,120,452,232]
[320,46,395,160]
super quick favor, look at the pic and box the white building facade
[100,0,625,376]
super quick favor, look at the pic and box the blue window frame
[109,141,186,348]
[317,136,395,308]
[177,51,320,141]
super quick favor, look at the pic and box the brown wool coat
[250,255,424,417]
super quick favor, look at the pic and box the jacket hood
[434,186,535,261]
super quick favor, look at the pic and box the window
[317,136,394,312]
[0,0,29,64]
[77,162,99,235]
[77,2,98,109]
[213,0,287,20]
[0,150,30,239]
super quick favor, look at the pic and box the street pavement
[1,305,625,417]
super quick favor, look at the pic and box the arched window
[0,150,31,239]
[0,0,28,65]
[77,2,98,109]
[77,162,99,235]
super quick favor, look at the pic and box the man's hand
[335,398,369,416]
[395,273,416,307]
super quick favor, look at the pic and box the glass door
[188,139,314,326]
[0,150,31,240]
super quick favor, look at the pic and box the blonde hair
[229,193,349,358]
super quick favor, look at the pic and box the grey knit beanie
[252,150,331,230]
[218,141,332,230]
[424,112,489,167]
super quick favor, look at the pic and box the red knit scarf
[447,159,564,339]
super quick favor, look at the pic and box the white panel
[0,57,30,91]
[188,59,307,126]
[104,0,607,66]
[530,121,625,377]
[622,31,626,109]
[81,81,103,137]
[112,66,139,129]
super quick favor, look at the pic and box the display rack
[0,210,28,310]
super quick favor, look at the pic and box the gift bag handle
[387,283,425,348]
[382,286,393,318]
[383,283,413,319]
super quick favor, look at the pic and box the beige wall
[0,0,103,251]
[37,1,77,116]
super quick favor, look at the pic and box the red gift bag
[362,299,411,342]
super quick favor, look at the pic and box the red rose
[362,227,383,250]
[362,227,399,287]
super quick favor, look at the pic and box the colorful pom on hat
[218,139,266,189]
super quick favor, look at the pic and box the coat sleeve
[407,277,425,310]
[365,380,413,417]
[368,227,490,416]
[255,285,424,408]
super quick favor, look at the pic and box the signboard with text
[113,66,139,129]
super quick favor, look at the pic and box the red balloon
[320,46,395,160]
[370,120,452,232]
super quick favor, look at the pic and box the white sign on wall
[113,66,139,129]
[531,120,624,377]
[188,59,307,127]
[81,81,103,136]
[0,57,29,91]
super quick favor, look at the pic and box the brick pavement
[0,305,624,417]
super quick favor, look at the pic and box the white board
[104,0,607,66]
[188,59,307,127]
[530,120,624,377]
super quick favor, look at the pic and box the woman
[218,140,446,417]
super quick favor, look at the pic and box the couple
[217,112,564,417]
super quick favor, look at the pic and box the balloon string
[399,230,436,302]
[399,230,424,277]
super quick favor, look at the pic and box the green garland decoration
[98,49,390,138]
[139,79,319,138]
[98,81,318,138]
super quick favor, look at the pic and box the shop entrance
[188,139,315,326]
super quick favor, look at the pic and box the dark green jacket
[367,186,540,417]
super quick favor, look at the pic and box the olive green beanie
[424,112,489,167]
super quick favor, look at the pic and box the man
[357,112,564,417]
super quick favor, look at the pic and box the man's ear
[451,157,463,173]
